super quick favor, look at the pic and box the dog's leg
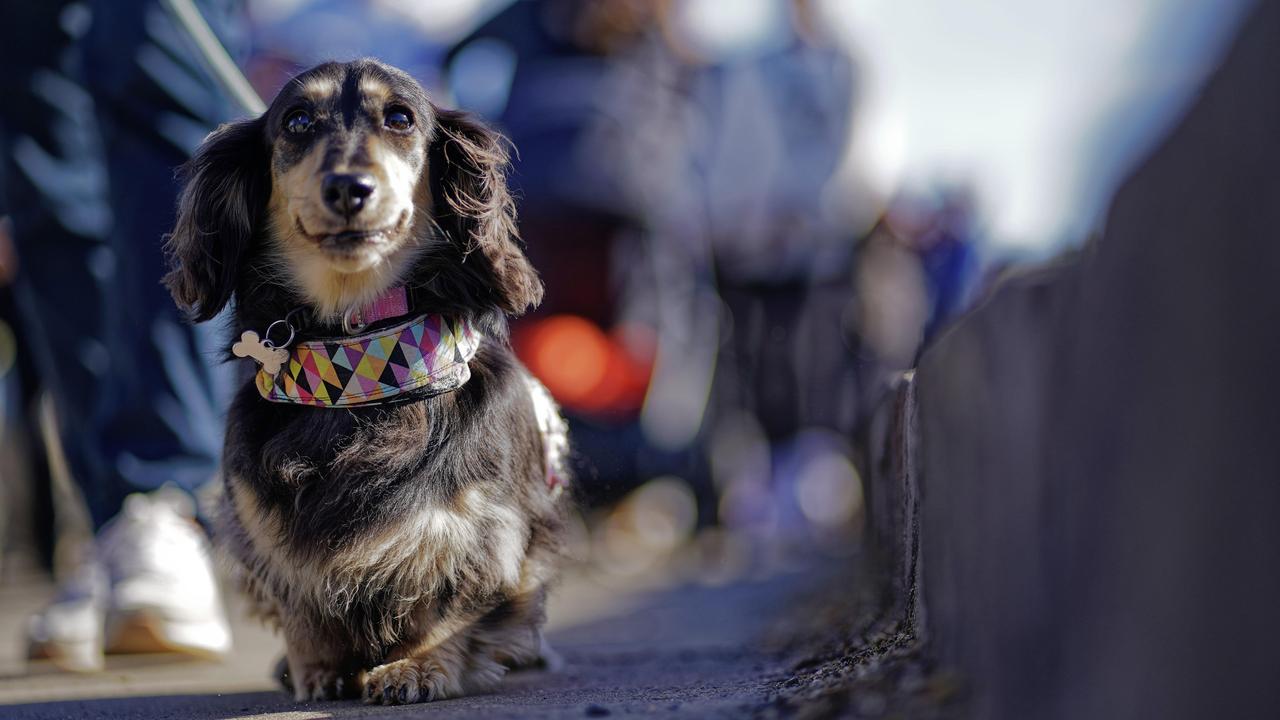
[480,586,551,671]
[362,629,486,705]
[498,532,564,672]
[362,594,515,705]
[475,527,564,674]
[362,581,555,705]
[362,597,497,705]
[282,619,362,701]
[533,634,565,672]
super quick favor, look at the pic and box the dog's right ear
[164,116,268,322]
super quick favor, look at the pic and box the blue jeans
[0,0,244,529]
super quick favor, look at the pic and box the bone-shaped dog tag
[232,330,290,376]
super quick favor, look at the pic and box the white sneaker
[100,486,231,658]
[25,549,109,672]
[27,485,232,669]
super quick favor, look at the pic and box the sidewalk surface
[0,552,850,719]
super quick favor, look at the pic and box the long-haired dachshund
[164,59,569,705]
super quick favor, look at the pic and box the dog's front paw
[363,658,459,705]
[293,666,360,702]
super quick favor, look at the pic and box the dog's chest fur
[216,345,558,654]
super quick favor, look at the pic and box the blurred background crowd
[0,0,1252,671]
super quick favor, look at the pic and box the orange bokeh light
[515,315,653,418]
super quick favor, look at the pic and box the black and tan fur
[164,59,568,705]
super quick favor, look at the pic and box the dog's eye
[384,106,413,131]
[284,110,313,135]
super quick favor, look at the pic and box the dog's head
[165,58,542,322]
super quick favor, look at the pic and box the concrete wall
[904,3,1280,717]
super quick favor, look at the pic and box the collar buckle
[340,285,409,335]
[341,309,367,336]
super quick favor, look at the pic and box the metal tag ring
[263,318,296,349]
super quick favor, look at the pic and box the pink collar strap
[342,285,410,334]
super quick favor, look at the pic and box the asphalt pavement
[0,546,857,719]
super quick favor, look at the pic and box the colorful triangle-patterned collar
[254,314,481,408]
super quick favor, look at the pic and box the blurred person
[852,187,982,386]
[888,187,981,344]
[640,0,864,536]
[450,0,866,537]
[0,0,246,670]
[853,220,930,379]
[447,0,705,513]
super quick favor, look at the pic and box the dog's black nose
[322,173,376,217]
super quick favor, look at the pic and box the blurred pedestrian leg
[0,0,245,670]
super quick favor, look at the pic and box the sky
[819,0,1254,256]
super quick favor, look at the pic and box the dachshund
[164,58,569,705]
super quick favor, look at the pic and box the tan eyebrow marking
[359,76,391,103]
[301,77,339,102]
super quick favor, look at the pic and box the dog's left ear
[430,108,543,315]
[164,116,269,322]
